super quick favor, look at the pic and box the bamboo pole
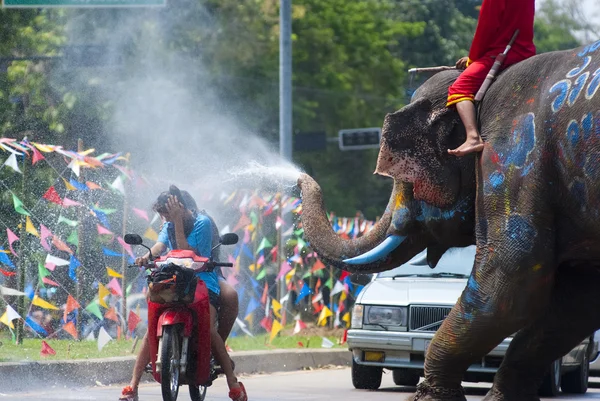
[15,151,27,344]
[119,153,130,336]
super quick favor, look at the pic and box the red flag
[339,271,350,281]
[128,310,142,333]
[42,186,63,206]
[261,283,269,305]
[63,321,78,339]
[341,329,348,345]
[311,259,326,273]
[52,236,74,254]
[0,268,16,277]
[260,316,273,332]
[64,295,80,322]
[40,340,56,357]
[104,307,119,322]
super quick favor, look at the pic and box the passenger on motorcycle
[119,188,247,401]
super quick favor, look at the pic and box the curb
[0,349,351,391]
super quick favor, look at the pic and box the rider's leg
[209,304,247,401]
[217,279,239,342]
[119,331,150,400]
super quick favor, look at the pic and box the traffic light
[338,128,381,151]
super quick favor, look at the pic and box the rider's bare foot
[118,385,138,401]
[448,135,484,156]
[228,381,248,401]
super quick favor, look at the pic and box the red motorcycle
[124,232,238,401]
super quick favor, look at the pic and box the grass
[0,326,346,362]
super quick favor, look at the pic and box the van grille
[409,305,452,332]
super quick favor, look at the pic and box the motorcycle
[124,231,239,401]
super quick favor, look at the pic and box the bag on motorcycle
[147,263,197,304]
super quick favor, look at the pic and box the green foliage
[534,0,583,53]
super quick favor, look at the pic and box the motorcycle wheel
[189,384,207,401]
[160,325,182,401]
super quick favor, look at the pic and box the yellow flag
[98,283,110,308]
[285,268,296,285]
[318,306,333,326]
[32,295,59,310]
[248,264,256,273]
[342,312,351,328]
[340,291,347,302]
[32,142,54,152]
[270,319,283,342]
[0,311,14,329]
[26,216,40,237]
[106,267,123,278]
[244,312,253,326]
[143,227,158,242]
[271,299,282,319]
[62,177,76,191]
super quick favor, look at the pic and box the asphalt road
[3,367,600,400]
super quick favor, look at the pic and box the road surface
[3,367,600,400]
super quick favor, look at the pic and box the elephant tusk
[343,235,406,265]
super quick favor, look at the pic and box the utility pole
[279,0,292,324]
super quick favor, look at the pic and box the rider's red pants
[446,53,524,107]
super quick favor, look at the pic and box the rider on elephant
[447,0,537,157]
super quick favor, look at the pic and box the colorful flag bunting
[318,306,333,326]
[6,228,19,256]
[45,254,70,267]
[58,216,78,227]
[128,311,142,333]
[63,321,78,339]
[12,193,30,216]
[25,315,48,335]
[32,295,59,310]
[85,301,104,320]
[107,277,123,297]
[25,216,39,237]
[270,319,283,342]
[98,326,112,351]
[42,186,63,205]
[62,197,81,207]
[143,227,158,241]
[64,295,81,322]
[106,267,123,278]
[40,340,56,357]
[40,224,52,252]
[132,207,149,221]
[3,152,22,173]
[293,319,307,334]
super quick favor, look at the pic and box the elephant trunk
[297,173,425,274]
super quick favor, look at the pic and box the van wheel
[539,359,561,397]
[392,369,419,386]
[351,360,382,390]
[562,348,589,394]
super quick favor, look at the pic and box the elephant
[297,40,600,401]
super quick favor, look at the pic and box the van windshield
[377,245,476,279]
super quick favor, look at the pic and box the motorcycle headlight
[351,304,364,329]
[364,305,408,327]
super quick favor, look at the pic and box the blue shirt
[157,214,220,295]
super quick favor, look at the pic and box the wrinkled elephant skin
[298,41,600,400]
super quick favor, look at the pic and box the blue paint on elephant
[582,112,593,140]
[506,214,537,252]
[549,80,570,113]
[586,69,600,99]
[463,275,479,308]
[521,163,534,177]
[566,120,580,146]
[567,72,590,105]
[498,113,536,168]
[489,172,505,188]
[567,56,591,78]
[393,206,411,229]
[580,41,600,57]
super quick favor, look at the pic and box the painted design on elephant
[506,214,537,253]
[496,112,536,169]
[578,40,600,57]
[547,55,600,113]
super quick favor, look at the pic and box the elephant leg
[484,264,600,400]
[409,188,556,400]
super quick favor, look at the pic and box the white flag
[86,330,95,342]
[234,318,254,337]
[67,158,80,177]
[321,337,334,348]
[330,281,345,297]
[0,285,26,296]
[111,176,125,195]
[3,153,22,173]
[98,326,112,351]
[45,254,70,266]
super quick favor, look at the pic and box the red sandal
[228,382,248,401]
[118,385,139,401]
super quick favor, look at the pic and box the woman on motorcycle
[119,188,247,401]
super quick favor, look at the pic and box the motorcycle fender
[157,309,194,337]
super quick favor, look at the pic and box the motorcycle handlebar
[212,262,233,268]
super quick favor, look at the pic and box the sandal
[228,381,247,401]
[118,385,139,401]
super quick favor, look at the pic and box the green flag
[58,215,78,227]
[294,228,304,237]
[297,238,307,250]
[302,270,312,279]
[256,237,272,254]
[94,207,117,214]
[249,211,258,227]
[12,194,30,216]
[256,268,267,281]
[67,230,79,246]
[325,277,333,289]
[38,262,50,287]
[85,301,104,320]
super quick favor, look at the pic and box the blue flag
[69,178,88,191]
[69,255,81,282]
[0,247,15,268]
[295,283,312,305]
[245,297,260,317]
[103,248,124,257]
[25,316,48,336]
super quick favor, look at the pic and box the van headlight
[351,304,364,329]
[364,305,408,327]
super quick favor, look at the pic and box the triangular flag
[97,224,113,236]
[64,295,81,322]
[42,186,63,205]
[86,181,102,190]
[67,230,78,246]
[40,340,56,357]
[107,277,123,297]
[40,224,52,252]
[271,299,282,319]
[260,316,273,332]
[62,177,77,191]
[98,283,110,308]
[30,146,45,164]
[42,277,60,287]
[86,331,95,341]
[132,207,149,221]
[256,237,272,254]
[63,321,78,339]
[276,262,292,281]
[62,197,81,207]
[143,227,158,241]
[52,236,74,254]
[0,285,25,296]
[104,307,119,322]
[58,215,78,227]
[293,319,307,334]
[295,283,312,305]
[0,305,21,329]
[111,175,126,195]
[3,153,22,173]
[97,326,112,351]
[6,228,19,256]
[12,193,30,216]
[25,216,39,237]
[318,306,333,326]
[331,281,345,296]
[106,267,123,278]
[270,319,283,342]
[32,295,59,310]
[128,311,142,333]
[342,312,351,328]
[117,237,134,259]
[85,301,104,320]
[321,337,334,348]
[311,259,326,273]
[45,254,70,266]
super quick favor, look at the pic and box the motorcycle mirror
[220,233,239,246]
[124,234,144,245]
